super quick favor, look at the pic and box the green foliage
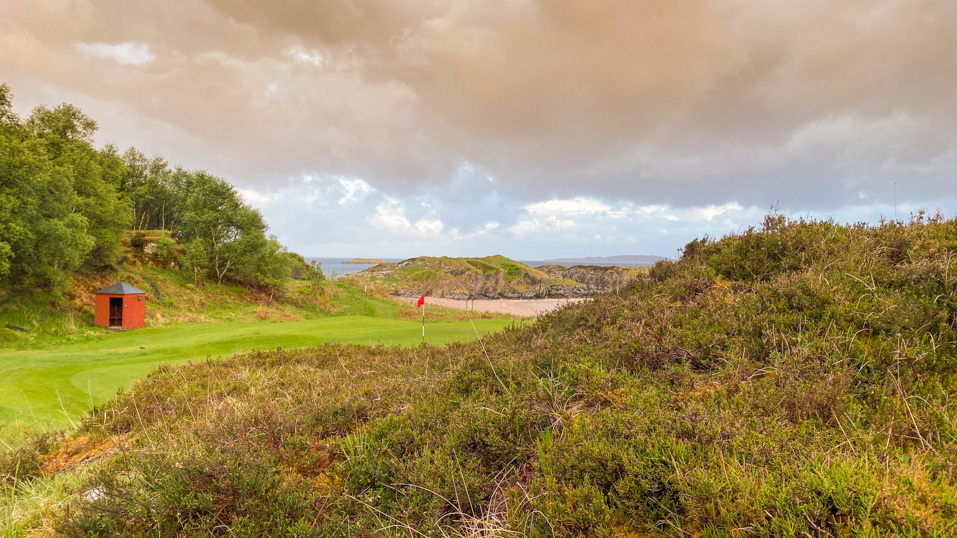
[177,171,272,286]
[25,103,97,145]
[0,123,93,295]
[251,236,294,293]
[0,83,17,124]
[10,206,957,532]
[151,235,177,264]
[121,147,183,231]
[13,111,957,529]
[354,255,620,299]
[0,85,303,301]
[25,103,131,270]
[181,236,211,280]
[0,88,130,295]
[501,262,523,282]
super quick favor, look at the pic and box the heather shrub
[12,213,955,536]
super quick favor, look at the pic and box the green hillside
[355,255,641,299]
[4,213,957,535]
[0,254,513,440]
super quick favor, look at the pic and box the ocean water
[306,258,401,278]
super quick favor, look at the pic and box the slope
[3,213,957,536]
[356,255,642,299]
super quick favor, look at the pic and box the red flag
[417,295,425,308]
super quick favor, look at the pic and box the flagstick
[421,299,425,341]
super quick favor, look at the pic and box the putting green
[0,315,510,437]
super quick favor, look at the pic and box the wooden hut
[94,282,146,329]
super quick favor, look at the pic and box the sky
[2,0,956,259]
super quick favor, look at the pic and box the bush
[129,231,146,250]
[151,235,176,264]
[36,214,957,536]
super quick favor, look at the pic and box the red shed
[94,282,146,329]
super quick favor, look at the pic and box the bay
[306,257,401,278]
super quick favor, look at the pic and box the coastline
[396,296,585,317]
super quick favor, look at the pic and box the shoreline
[396,296,585,317]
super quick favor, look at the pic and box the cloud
[2,0,957,257]
[525,198,611,217]
[287,48,324,67]
[510,216,578,239]
[75,42,155,65]
[368,201,446,238]
[335,178,373,204]
[693,203,745,222]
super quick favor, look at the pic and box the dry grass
[6,213,957,536]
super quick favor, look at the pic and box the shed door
[109,297,123,327]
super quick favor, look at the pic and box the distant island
[344,258,386,264]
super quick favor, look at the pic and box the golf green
[0,316,510,438]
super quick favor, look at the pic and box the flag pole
[417,294,426,342]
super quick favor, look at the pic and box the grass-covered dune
[5,213,957,536]
[356,254,640,300]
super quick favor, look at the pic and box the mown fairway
[0,313,511,438]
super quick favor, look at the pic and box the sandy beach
[397,296,585,316]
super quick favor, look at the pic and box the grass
[6,213,957,536]
[0,275,513,442]
[0,315,511,439]
[2,469,85,536]
[351,255,636,299]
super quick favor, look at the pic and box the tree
[0,83,18,125]
[182,237,211,286]
[0,84,302,298]
[152,235,177,266]
[0,85,21,278]
[252,236,295,299]
[24,105,132,269]
[0,128,93,293]
[309,259,325,303]
[121,148,188,231]
[179,172,268,284]
[25,104,97,146]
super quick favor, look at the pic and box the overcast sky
[3,1,956,259]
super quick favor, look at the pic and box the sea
[307,257,658,279]
[306,258,402,278]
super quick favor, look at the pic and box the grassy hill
[1,231,313,344]
[0,249,513,441]
[4,213,957,535]
[354,255,642,299]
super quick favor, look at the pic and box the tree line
[0,83,315,298]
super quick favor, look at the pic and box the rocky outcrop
[537,265,635,289]
[371,261,641,300]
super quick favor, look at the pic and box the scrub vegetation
[355,255,642,299]
[4,212,957,536]
[0,267,511,440]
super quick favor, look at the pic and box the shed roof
[95,282,146,295]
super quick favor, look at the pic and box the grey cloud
[3,0,957,257]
